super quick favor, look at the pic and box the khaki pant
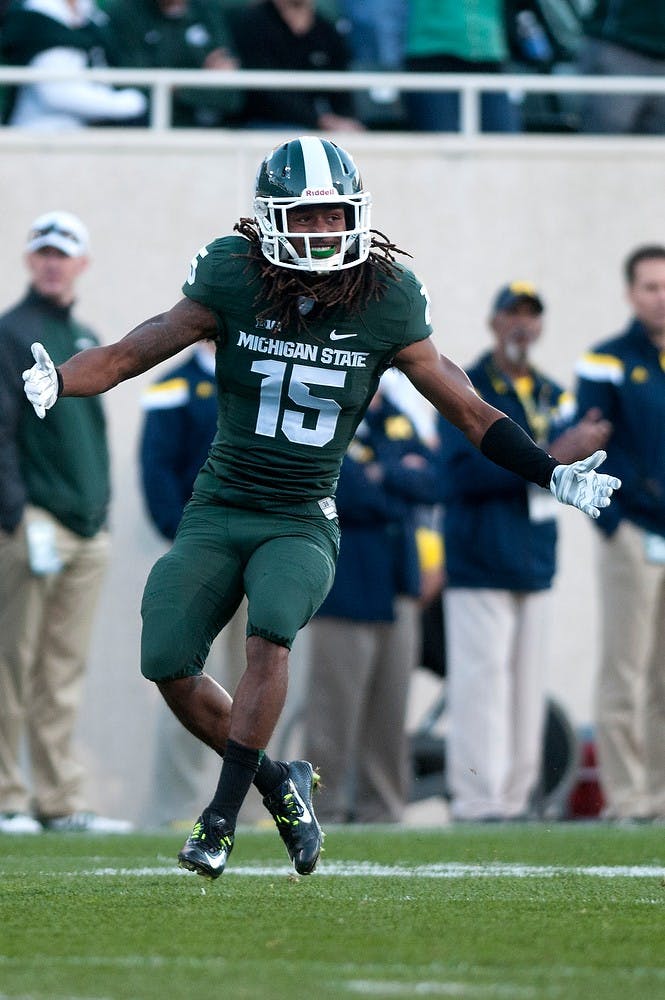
[0,506,109,817]
[303,597,420,823]
[445,587,549,820]
[595,520,665,819]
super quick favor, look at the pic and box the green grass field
[2,822,664,1000]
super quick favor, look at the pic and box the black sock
[254,755,288,797]
[207,739,262,829]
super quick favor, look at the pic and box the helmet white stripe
[299,136,334,192]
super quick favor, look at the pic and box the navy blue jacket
[139,350,217,541]
[315,396,439,622]
[438,352,573,591]
[575,319,665,537]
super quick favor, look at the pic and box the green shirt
[182,236,432,508]
[406,0,509,62]
[0,289,110,538]
[102,0,241,125]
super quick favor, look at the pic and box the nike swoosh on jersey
[291,784,313,824]
[330,330,357,340]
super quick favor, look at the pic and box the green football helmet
[253,136,372,273]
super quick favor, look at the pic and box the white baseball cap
[26,210,89,258]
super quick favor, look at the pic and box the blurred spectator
[102,0,241,128]
[338,0,406,70]
[379,366,446,684]
[504,1,587,134]
[577,0,665,134]
[0,210,131,834]
[302,384,441,823]
[1,0,147,129]
[379,365,438,447]
[506,0,586,70]
[336,0,408,128]
[403,0,520,132]
[575,245,665,822]
[438,282,611,821]
[140,341,218,543]
[226,0,364,132]
[380,363,447,720]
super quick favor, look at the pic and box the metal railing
[1,66,665,134]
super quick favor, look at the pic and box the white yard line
[344,983,536,997]
[69,861,665,878]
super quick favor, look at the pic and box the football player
[22,136,620,878]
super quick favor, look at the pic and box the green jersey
[182,236,432,508]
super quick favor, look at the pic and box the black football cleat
[263,760,322,875]
[177,809,234,880]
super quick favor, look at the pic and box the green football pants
[140,499,339,682]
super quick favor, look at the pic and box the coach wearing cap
[0,211,130,835]
[437,281,611,822]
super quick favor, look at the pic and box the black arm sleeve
[480,416,558,489]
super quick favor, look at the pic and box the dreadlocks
[233,218,411,332]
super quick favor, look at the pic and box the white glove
[550,450,621,519]
[22,343,60,419]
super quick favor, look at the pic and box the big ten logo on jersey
[256,318,282,332]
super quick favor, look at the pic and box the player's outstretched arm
[395,337,621,518]
[22,298,218,417]
[394,336,514,444]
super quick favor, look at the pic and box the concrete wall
[2,130,663,825]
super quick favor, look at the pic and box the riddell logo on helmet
[303,188,336,197]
